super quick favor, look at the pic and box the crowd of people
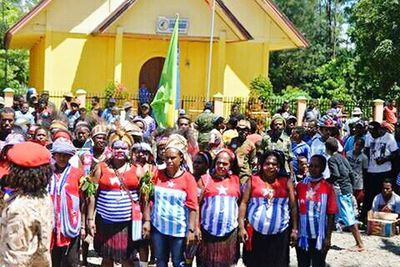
[0,90,399,267]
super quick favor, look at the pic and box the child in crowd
[291,126,311,176]
[346,138,368,213]
[296,155,337,266]
[295,155,308,184]
[325,137,364,252]
[372,179,400,214]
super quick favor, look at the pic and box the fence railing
[48,91,374,124]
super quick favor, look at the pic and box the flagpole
[206,0,216,101]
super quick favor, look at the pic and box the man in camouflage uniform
[230,120,256,185]
[195,102,217,151]
[0,142,53,267]
[260,114,294,178]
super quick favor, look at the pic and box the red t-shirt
[384,106,397,124]
[296,179,338,215]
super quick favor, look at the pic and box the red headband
[216,148,235,161]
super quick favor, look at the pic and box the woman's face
[156,138,168,162]
[309,157,323,177]
[35,129,48,142]
[215,152,231,177]
[93,134,106,149]
[54,153,72,168]
[262,155,279,178]
[165,148,182,174]
[134,149,151,165]
[112,140,129,160]
[193,154,208,175]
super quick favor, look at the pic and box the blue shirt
[64,110,80,130]
[139,88,151,104]
[292,141,311,174]
[344,135,365,153]
[101,108,116,124]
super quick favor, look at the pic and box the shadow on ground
[380,238,400,256]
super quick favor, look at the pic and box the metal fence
[222,97,297,117]
[315,99,373,119]
[49,91,374,122]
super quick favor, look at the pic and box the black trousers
[361,171,390,220]
[51,236,80,267]
[296,239,327,267]
[243,228,290,267]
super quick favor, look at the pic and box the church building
[5,0,308,98]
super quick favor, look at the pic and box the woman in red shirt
[239,151,298,267]
[87,131,150,267]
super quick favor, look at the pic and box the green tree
[270,0,353,100]
[249,75,274,102]
[280,85,310,100]
[0,0,40,91]
[310,50,355,101]
[349,0,400,99]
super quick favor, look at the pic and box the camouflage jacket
[234,139,257,185]
[260,131,293,173]
[195,111,217,150]
[0,193,54,267]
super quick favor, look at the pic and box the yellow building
[5,0,308,98]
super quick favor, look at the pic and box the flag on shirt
[151,16,180,128]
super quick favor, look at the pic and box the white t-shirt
[310,137,343,156]
[365,132,398,173]
[372,192,400,213]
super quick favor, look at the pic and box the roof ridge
[94,0,137,34]
[4,0,52,49]
[262,0,309,47]
[93,0,253,41]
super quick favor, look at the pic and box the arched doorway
[139,57,165,97]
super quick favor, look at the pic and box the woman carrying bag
[87,130,150,267]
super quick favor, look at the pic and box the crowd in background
[0,88,400,267]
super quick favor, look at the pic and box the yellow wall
[31,31,269,99]
[19,0,126,35]
[224,42,265,97]
[122,38,213,97]
[107,0,239,41]
[33,32,227,97]
[39,32,114,94]
[29,37,45,91]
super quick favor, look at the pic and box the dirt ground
[86,231,400,266]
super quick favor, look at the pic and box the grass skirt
[196,227,239,267]
[94,215,136,263]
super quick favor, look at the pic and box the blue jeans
[151,227,185,267]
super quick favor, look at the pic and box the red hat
[7,142,51,167]
[53,129,72,141]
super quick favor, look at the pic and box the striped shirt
[200,174,241,236]
[248,176,290,235]
[96,190,139,223]
[96,162,139,223]
[296,179,337,238]
[152,171,198,237]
